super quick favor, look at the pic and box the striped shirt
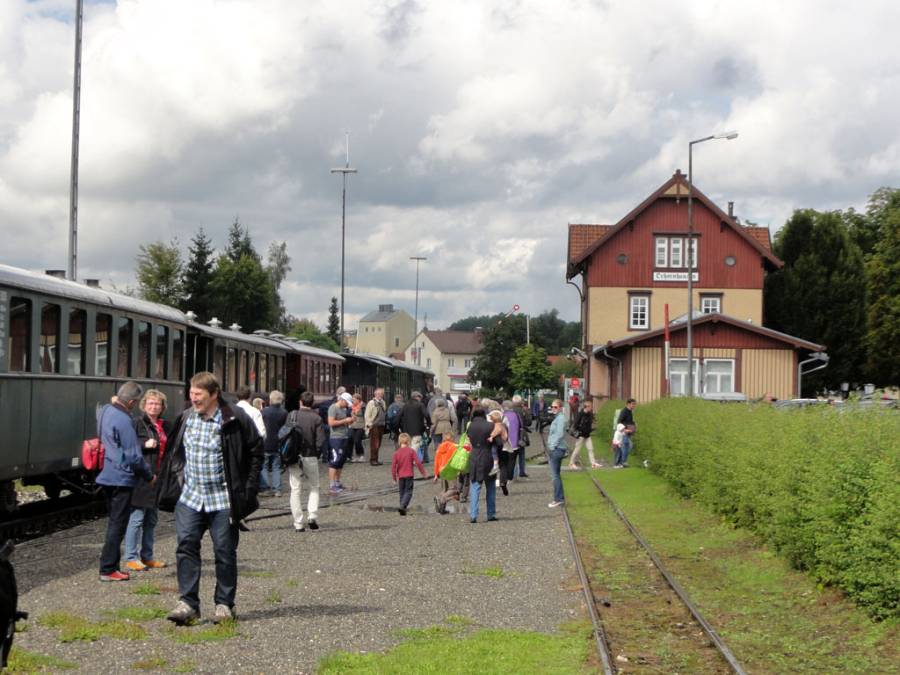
[179,407,230,513]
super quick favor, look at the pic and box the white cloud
[1,0,899,331]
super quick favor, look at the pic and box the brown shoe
[141,559,167,569]
[125,560,147,572]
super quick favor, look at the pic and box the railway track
[547,433,747,674]
[0,493,106,544]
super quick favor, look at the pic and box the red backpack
[81,407,107,472]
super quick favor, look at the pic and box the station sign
[653,272,698,282]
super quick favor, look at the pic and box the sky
[1,0,899,330]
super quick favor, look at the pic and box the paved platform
[13,440,583,673]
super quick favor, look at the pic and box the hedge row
[609,398,899,620]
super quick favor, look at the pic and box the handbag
[81,406,107,471]
[440,439,471,481]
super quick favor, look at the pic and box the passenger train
[0,263,433,510]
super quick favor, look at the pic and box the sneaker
[329,487,344,495]
[433,496,443,514]
[487,516,498,522]
[398,508,407,516]
[273,491,282,498]
[212,604,234,624]
[519,473,530,478]
[501,484,509,496]
[308,520,319,530]
[489,462,499,477]
[167,600,199,625]
[294,526,305,532]
[141,559,167,569]
[99,570,130,582]
[124,560,146,572]
[591,462,602,469]
[548,501,565,508]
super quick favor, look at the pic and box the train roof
[0,263,187,324]
[264,336,345,362]
[344,351,433,376]
[189,320,290,350]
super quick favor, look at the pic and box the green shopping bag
[440,433,470,481]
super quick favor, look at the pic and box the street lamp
[686,130,738,396]
[410,256,427,364]
[331,132,357,351]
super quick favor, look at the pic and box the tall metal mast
[67,0,84,281]
[331,132,357,350]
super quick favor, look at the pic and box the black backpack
[278,424,309,466]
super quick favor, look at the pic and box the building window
[137,321,151,378]
[655,236,698,269]
[628,294,650,330]
[448,358,455,367]
[426,357,432,369]
[117,317,132,377]
[670,359,699,396]
[8,297,31,372]
[95,313,111,376]
[704,359,734,394]
[172,329,183,380]
[464,359,472,368]
[68,309,86,375]
[700,295,722,314]
[155,325,168,379]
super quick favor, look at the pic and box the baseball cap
[340,392,353,404]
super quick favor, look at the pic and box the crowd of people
[93,375,635,626]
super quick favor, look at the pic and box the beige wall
[631,347,662,402]
[743,349,794,400]
[357,312,416,357]
[403,335,477,392]
[589,357,609,403]
[587,287,762,345]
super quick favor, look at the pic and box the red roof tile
[744,226,772,252]
[568,224,612,263]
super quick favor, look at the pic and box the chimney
[185,311,197,322]
[229,323,242,332]
[378,304,394,312]
[208,317,222,328]
[84,278,100,288]
[728,201,734,219]
[45,270,66,279]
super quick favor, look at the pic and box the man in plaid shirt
[157,372,263,626]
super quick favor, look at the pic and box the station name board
[653,272,698,282]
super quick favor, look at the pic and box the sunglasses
[551,405,560,409]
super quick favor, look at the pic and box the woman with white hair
[430,398,453,441]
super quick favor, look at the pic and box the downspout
[797,352,829,398]
[566,276,587,396]
[599,346,623,400]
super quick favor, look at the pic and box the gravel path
[12,440,583,673]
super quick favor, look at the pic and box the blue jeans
[124,506,159,562]
[614,435,632,466]
[469,480,496,521]
[259,452,282,492]
[174,502,240,611]
[515,446,527,477]
[549,447,567,503]
[416,434,430,464]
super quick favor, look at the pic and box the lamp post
[410,256,427,364]
[686,130,738,396]
[331,132,357,351]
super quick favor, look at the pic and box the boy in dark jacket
[157,372,263,626]
[567,400,600,470]
[391,433,426,516]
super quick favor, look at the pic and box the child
[433,432,462,514]
[391,433,427,515]
[486,409,505,477]
[612,423,626,468]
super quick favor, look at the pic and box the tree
[864,202,900,384]
[326,297,340,346]
[448,314,505,331]
[508,343,555,393]
[551,357,581,382]
[135,239,184,307]
[469,314,527,391]
[209,253,276,332]
[285,316,339,353]
[181,227,215,321]
[266,241,292,332]
[225,218,257,263]
[764,209,867,393]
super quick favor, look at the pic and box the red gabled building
[566,171,825,402]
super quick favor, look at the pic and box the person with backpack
[284,391,326,532]
[364,388,387,465]
[455,393,472,435]
[96,381,155,582]
[386,393,404,443]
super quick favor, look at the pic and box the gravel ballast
[12,440,583,673]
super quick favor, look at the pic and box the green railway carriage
[0,264,187,507]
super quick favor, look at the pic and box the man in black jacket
[158,372,263,626]
[285,391,326,532]
[399,391,429,462]
[567,399,599,470]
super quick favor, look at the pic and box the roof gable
[568,224,612,263]
[568,172,782,275]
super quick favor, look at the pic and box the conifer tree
[181,227,215,321]
[326,297,341,346]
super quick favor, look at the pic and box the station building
[567,171,825,402]
[354,304,415,358]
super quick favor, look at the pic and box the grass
[319,626,592,674]
[565,466,900,673]
[286,578,299,588]
[106,605,168,621]
[132,656,168,670]
[37,611,146,642]
[172,659,197,673]
[266,590,283,604]
[131,580,162,596]
[444,614,476,627]
[243,570,275,578]
[463,565,506,578]
[167,619,239,644]
[6,648,77,672]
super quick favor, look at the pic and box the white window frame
[629,294,650,330]
[688,238,698,268]
[448,358,455,367]
[700,295,721,314]
[703,359,734,394]
[464,359,472,368]
[426,357,432,368]
[670,238,683,267]
[669,358,700,396]
[655,237,668,267]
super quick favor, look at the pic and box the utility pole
[67,0,84,281]
[410,256,427,365]
[330,132,357,351]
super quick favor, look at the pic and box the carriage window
[250,352,258,389]
[172,330,183,380]
[155,325,168,379]
[8,297,31,372]
[259,353,268,392]
[137,322,151,378]
[228,347,237,391]
[40,303,61,373]
[117,317,132,377]
[214,344,225,385]
[239,350,248,388]
[95,313,111,376]
[68,309,86,375]
[275,356,283,389]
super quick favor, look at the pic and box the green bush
[633,398,899,620]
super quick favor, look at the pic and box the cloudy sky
[2,0,899,329]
